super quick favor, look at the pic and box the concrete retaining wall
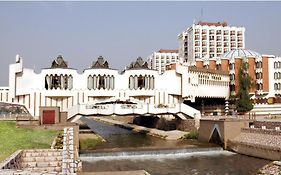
[177,119,196,132]
[229,141,281,160]
[228,128,281,160]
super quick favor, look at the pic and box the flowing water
[80,117,269,175]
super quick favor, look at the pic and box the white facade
[269,56,281,96]
[147,49,180,74]
[0,55,230,118]
[178,22,245,65]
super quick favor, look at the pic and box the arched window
[150,76,155,90]
[45,75,51,90]
[110,76,115,90]
[88,75,93,90]
[98,75,105,89]
[129,75,134,90]
[274,83,278,90]
[68,75,73,90]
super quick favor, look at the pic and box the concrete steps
[20,149,62,173]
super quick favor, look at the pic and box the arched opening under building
[184,97,226,116]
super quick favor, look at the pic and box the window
[274,83,278,90]
[274,73,278,79]
[45,74,71,90]
[274,62,278,68]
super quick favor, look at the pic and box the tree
[235,61,253,113]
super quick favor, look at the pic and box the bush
[54,131,64,149]
[79,136,103,150]
[181,131,199,140]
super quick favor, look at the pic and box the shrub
[182,130,199,140]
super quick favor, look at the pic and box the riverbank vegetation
[79,134,104,149]
[0,121,57,161]
[181,130,199,140]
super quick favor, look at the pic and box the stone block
[44,157,57,162]
[36,162,49,167]
[27,162,37,167]
[55,166,62,172]
[35,157,45,162]
[49,161,59,167]
[22,157,35,162]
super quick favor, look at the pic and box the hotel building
[178,21,245,65]
[147,49,180,74]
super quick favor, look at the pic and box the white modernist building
[147,49,180,74]
[178,21,245,65]
[0,55,230,120]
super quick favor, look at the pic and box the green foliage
[79,137,103,150]
[235,61,253,113]
[0,121,57,161]
[181,130,199,140]
[54,131,64,149]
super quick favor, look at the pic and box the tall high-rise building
[147,49,180,73]
[178,21,245,65]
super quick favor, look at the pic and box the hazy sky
[0,1,281,85]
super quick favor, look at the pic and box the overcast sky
[0,1,281,85]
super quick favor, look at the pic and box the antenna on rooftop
[200,8,204,22]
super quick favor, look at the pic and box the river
[79,117,269,175]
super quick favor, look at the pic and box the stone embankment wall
[0,150,22,170]
[62,127,82,174]
[229,128,281,160]
[252,121,281,130]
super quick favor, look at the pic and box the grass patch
[181,130,199,140]
[0,121,57,161]
[79,136,103,150]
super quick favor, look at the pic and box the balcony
[216,30,222,35]
[256,79,263,84]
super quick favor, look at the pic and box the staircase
[20,149,62,173]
